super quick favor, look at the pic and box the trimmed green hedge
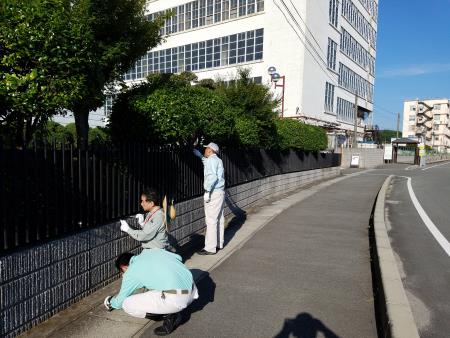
[274,118,327,151]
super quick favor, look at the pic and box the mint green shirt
[110,249,194,309]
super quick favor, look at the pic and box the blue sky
[374,0,450,130]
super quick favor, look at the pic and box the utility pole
[353,94,358,148]
[396,112,400,138]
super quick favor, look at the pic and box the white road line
[405,165,417,171]
[422,161,450,171]
[406,177,450,257]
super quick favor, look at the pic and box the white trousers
[204,191,225,253]
[122,284,199,318]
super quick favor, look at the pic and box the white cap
[203,142,219,153]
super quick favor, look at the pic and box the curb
[372,175,420,338]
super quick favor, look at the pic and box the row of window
[409,104,448,111]
[336,97,355,123]
[124,29,264,81]
[324,82,335,112]
[358,0,378,21]
[329,0,339,27]
[338,63,374,102]
[341,0,377,48]
[341,28,375,75]
[327,38,338,71]
[148,0,265,36]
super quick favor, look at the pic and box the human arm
[109,274,142,309]
[126,211,164,243]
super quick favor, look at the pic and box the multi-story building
[55,0,378,148]
[121,0,378,147]
[403,99,450,153]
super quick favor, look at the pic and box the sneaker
[197,249,216,255]
[154,312,182,336]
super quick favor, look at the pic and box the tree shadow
[273,313,341,338]
[179,270,216,326]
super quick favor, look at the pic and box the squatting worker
[104,249,199,336]
[120,189,168,250]
[193,142,225,255]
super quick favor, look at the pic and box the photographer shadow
[274,313,341,338]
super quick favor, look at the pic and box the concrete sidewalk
[22,171,385,338]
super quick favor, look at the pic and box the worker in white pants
[204,190,225,253]
[193,142,225,255]
[104,249,199,336]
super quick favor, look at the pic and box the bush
[274,119,327,151]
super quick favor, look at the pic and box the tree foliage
[274,118,328,151]
[109,73,234,145]
[0,0,90,147]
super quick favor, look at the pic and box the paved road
[141,173,384,338]
[384,162,450,338]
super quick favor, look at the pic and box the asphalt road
[381,162,450,338]
[141,173,383,338]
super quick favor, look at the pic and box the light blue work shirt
[194,150,225,192]
[110,249,193,309]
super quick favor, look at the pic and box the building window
[336,97,355,123]
[408,126,415,131]
[338,63,374,102]
[340,29,375,75]
[341,0,376,48]
[433,104,441,110]
[124,29,264,79]
[434,114,440,120]
[409,115,416,121]
[325,82,335,112]
[329,0,339,27]
[410,105,416,111]
[327,38,337,70]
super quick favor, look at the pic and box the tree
[109,73,234,145]
[68,0,165,149]
[215,68,280,148]
[378,130,398,143]
[0,0,90,147]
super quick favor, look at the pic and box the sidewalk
[22,171,385,338]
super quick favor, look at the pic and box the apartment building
[403,99,450,153]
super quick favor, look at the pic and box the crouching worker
[104,249,199,336]
[120,189,168,250]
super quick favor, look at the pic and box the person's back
[127,249,193,291]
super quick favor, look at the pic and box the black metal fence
[0,142,340,253]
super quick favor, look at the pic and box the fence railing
[0,142,340,253]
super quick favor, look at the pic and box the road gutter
[371,175,420,338]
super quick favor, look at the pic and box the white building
[402,99,450,153]
[56,0,379,146]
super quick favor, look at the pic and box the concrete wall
[340,148,384,169]
[0,166,340,338]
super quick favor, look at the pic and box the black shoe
[145,313,164,321]
[197,249,216,255]
[154,312,182,336]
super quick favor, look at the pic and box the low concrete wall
[0,166,340,338]
[427,153,450,163]
[340,148,384,169]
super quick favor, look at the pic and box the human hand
[135,214,144,226]
[104,296,113,311]
[120,220,130,232]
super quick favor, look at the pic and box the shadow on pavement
[179,271,216,326]
[273,313,341,338]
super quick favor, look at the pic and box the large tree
[69,0,165,149]
[0,0,90,147]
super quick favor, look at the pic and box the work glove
[205,194,211,203]
[104,296,113,311]
[135,214,145,227]
[120,220,130,233]
[193,149,202,158]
